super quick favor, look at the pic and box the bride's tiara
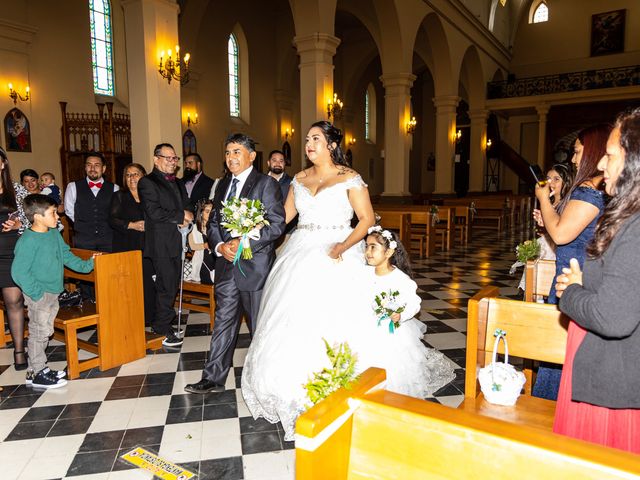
[367,225,398,249]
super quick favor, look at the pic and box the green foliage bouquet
[373,290,406,333]
[304,339,358,407]
[516,238,540,264]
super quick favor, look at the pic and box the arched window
[89,0,114,96]
[530,1,549,24]
[365,83,376,143]
[228,33,240,117]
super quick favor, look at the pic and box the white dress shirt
[215,166,254,255]
[64,177,119,222]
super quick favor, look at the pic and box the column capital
[536,104,550,117]
[293,33,341,62]
[468,109,489,122]
[379,73,417,89]
[432,95,460,111]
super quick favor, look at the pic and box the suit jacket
[207,168,285,291]
[276,172,292,201]
[138,168,189,258]
[185,173,215,206]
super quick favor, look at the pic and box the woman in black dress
[0,147,29,369]
[109,163,155,325]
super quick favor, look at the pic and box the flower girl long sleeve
[395,271,421,322]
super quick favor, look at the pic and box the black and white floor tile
[0,226,527,479]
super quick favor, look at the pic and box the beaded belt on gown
[297,223,348,231]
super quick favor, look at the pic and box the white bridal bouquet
[373,290,406,334]
[220,197,269,261]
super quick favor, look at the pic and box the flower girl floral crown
[367,225,398,249]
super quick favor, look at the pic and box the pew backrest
[525,258,556,302]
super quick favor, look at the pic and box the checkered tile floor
[0,226,528,479]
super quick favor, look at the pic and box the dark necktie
[226,178,239,200]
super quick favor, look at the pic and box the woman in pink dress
[554,108,640,454]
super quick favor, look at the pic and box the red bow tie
[89,181,103,189]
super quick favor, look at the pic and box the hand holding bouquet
[220,197,269,262]
[373,290,406,334]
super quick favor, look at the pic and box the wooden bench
[460,286,568,428]
[54,249,162,379]
[296,367,640,479]
[525,258,556,302]
[176,280,216,331]
[377,211,411,249]
[374,205,439,257]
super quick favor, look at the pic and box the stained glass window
[228,34,240,117]
[89,0,114,96]
[533,3,548,23]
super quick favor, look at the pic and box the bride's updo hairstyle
[367,226,413,278]
[310,120,349,166]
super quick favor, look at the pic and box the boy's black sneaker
[30,367,68,389]
[25,367,66,385]
[162,331,183,347]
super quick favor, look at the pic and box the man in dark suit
[185,134,285,393]
[266,149,292,201]
[138,143,194,347]
[182,152,215,206]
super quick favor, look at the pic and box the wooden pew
[54,249,162,379]
[296,368,640,479]
[460,286,568,429]
[524,258,556,302]
[377,211,411,249]
[176,281,215,331]
[374,205,441,256]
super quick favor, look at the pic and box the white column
[293,34,341,137]
[468,109,489,193]
[432,95,460,194]
[536,104,550,168]
[379,72,416,198]
[122,0,182,169]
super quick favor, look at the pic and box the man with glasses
[138,143,194,347]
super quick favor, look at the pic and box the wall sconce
[406,116,417,135]
[284,128,294,141]
[158,45,190,85]
[348,137,356,146]
[186,112,199,128]
[455,129,462,143]
[486,138,493,149]
[327,93,343,120]
[8,83,30,105]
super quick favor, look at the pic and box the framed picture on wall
[183,129,196,155]
[590,9,625,57]
[4,108,31,152]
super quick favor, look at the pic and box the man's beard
[269,166,284,175]
[182,168,197,181]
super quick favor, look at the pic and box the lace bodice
[293,174,366,227]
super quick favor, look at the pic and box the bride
[241,121,375,440]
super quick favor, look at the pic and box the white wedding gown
[241,175,454,441]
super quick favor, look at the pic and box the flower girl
[362,225,455,398]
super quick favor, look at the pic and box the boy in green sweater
[12,194,95,388]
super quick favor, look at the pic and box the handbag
[58,289,82,308]
[183,259,193,280]
[478,329,526,406]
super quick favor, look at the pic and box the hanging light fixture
[327,93,344,120]
[158,45,190,85]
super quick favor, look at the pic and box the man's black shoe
[184,379,225,394]
[162,331,183,347]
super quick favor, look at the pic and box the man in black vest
[64,153,118,252]
[181,153,214,206]
[138,143,193,347]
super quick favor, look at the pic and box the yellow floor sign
[121,447,196,479]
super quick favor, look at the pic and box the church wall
[182,2,298,181]
[0,0,129,188]
[511,0,640,77]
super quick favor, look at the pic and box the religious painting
[4,108,31,152]
[183,129,197,155]
[591,10,625,57]
[282,140,292,166]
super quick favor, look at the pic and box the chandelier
[158,46,190,85]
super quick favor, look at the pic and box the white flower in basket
[478,329,526,406]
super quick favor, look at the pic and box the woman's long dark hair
[310,120,349,166]
[588,108,640,258]
[367,229,413,278]
[556,124,611,213]
[0,147,17,213]
[195,199,214,233]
